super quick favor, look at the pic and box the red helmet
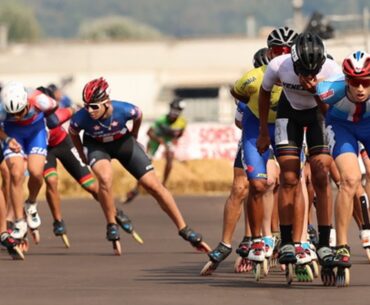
[82,77,110,103]
[342,50,370,78]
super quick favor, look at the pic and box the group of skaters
[198,27,370,288]
[0,25,369,290]
[0,78,211,260]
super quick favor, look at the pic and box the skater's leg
[334,153,360,246]
[45,175,62,221]
[221,167,249,245]
[310,154,333,247]
[139,171,186,230]
[162,148,174,187]
[91,159,117,224]
[6,156,26,221]
[26,154,46,203]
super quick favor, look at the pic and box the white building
[0,34,367,123]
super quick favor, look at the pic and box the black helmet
[47,83,58,94]
[291,32,327,76]
[170,98,186,111]
[253,48,270,68]
[267,26,298,48]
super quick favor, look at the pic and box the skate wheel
[310,260,319,278]
[195,241,211,253]
[31,230,40,245]
[61,234,70,248]
[305,264,314,282]
[254,263,262,282]
[234,256,242,273]
[246,259,253,272]
[20,239,29,253]
[113,240,122,256]
[285,264,293,285]
[132,231,144,245]
[263,259,269,277]
[344,268,350,286]
[366,248,370,262]
[7,245,25,260]
[321,267,335,286]
[200,260,218,276]
[280,263,286,272]
[295,264,313,282]
[336,268,350,287]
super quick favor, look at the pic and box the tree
[78,15,164,41]
[0,1,41,42]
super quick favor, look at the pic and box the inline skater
[69,77,210,255]
[35,86,143,248]
[257,32,342,284]
[124,98,187,203]
[201,27,298,277]
[0,81,61,247]
[316,50,370,286]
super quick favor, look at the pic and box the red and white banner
[138,122,242,161]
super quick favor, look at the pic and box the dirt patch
[34,159,235,199]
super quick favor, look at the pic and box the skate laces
[179,226,202,246]
[336,247,350,262]
[211,243,231,259]
[279,244,295,256]
[317,246,335,266]
[25,202,38,215]
[250,240,264,254]
[263,236,274,248]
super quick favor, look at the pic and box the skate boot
[234,236,253,273]
[307,224,318,247]
[178,226,211,253]
[294,243,313,282]
[263,236,274,258]
[247,239,266,281]
[11,219,29,253]
[24,201,41,244]
[200,242,232,276]
[271,232,281,268]
[0,231,24,260]
[317,246,336,286]
[278,244,297,285]
[106,223,121,256]
[262,236,275,276]
[333,245,351,287]
[360,229,370,261]
[115,209,143,244]
[302,241,319,278]
[53,219,70,248]
[122,188,139,204]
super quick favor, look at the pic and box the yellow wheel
[61,234,70,248]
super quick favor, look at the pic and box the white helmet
[1,81,28,113]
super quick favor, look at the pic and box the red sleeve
[54,107,73,125]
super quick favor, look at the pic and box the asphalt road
[1,195,369,305]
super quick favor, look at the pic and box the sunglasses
[271,46,291,56]
[84,99,108,110]
[347,78,370,88]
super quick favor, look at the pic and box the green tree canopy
[79,15,164,41]
[0,1,41,42]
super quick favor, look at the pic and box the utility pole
[292,0,305,32]
[0,24,8,50]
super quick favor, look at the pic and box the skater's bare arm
[69,131,88,164]
[131,110,142,140]
[147,128,164,144]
